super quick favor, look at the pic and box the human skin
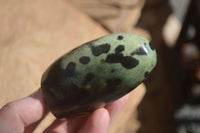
[0,89,129,133]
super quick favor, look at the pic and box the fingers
[43,95,129,133]
[0,88,129,133]
[0,89,48,133]
[24,116,46,133]
[43,115,88,133]
[44,109,110,133]
[67,116,89,133]
[76,95,129,133]
[43,119,68,133]
[105,94,129,124]
[79,108,110,133]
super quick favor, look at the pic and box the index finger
[0,89,48,133]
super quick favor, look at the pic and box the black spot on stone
[64,62,76,77]
[83,73,95,85]
[105,53,139,69]
[115,45,125,53]
[111,69,115,73]
[91,43,110,56]
[131,46,148,56]
[79,56,90,65]
[117,35,123,40]
[106,78,122,88]
[121,56,139,69]
[144,71,150,78]
[105,53,124,63]
[149,42,155,50]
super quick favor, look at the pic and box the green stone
[41,33,157,118]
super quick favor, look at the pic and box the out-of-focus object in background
[67,0,150,37]
[164,0,200,132]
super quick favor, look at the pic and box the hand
[0,89,129,133]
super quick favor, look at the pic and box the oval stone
[41,33,157,118]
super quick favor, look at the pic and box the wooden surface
[0,0,145,132]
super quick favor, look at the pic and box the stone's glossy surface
[41,33,157,118]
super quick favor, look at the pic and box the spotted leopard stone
[41,33,157,118]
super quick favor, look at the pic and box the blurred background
[0,0,199,133]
